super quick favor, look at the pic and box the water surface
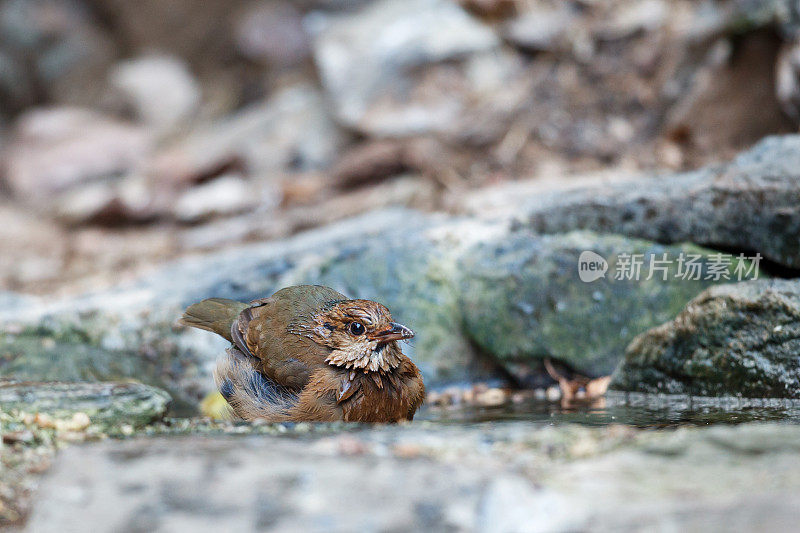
[422,392,800,428]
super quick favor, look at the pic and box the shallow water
[422,392,800,428]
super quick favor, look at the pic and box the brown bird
[180,285,425,422]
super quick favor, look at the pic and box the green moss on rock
[612,279,800,398]
[458,231,758,379]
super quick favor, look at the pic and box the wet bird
[180,285,425,422]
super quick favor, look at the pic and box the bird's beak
[368,322,415,342]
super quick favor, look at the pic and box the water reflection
[422,392,800,428]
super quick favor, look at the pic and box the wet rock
[107,55,201,135]
[308,0,524,137]
[460,135,800,269]
[23,423,800,531]
[0,381,170,427]
[612,279,800,398]
[459,231,756,379]
[1,107,152,215]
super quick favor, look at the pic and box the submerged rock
[612,279,800,398]
[0,381,170,427]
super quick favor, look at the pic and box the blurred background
[1,0,799,297]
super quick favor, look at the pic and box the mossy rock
[0,381,171,428]
[612,279,800,398]
[458,231,760,379]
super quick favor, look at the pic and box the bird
[179,285,425,422]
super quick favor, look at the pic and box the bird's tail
[179,298,248,342]
[214,347,299,422]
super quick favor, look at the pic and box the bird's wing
[234,285,346,390]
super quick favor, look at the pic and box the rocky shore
[3,0,800,530]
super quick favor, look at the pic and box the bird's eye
[348,322,365,336]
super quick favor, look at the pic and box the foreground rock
[0,381,170,526]
[0,209,748,402]
[460,135,800,269]
[25,422,800,531]
[612,279,800,398]
[0,381,171,427]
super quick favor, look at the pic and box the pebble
[546,386,562,402]
[475,388,509,407]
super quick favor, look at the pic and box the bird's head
[293,299,414,373]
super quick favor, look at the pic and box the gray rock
[24,422,800,532]
[154,83,345,185]
[173,174,263,223]
[0,208,748,402]
[308,0,526,137]
[3,107,152,203]
[234,2,311,67]
[107,55,201,135]
[612,279,800,398]
[0,381,170,427]
[461,135,800,269]
[0,0,118,113]
[503,4,575,52]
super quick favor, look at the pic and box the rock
[595,0,668,40]
[460,135,800,270]
[0,381,170,427]
[459,230,758,379]
[178,176,436,250]
[0,208,753,401]
[107,55,201,135]
[23,423,800,531]
[612,279,800,398]
[777,37,800,122]
[503,4,575,52]
[153,83,344,187]
[53,174,154,226]
[307,0,526,137]
[233,2,311,67]
[0,305,218,409]
[0,0,118,113]
[173,175,263,223]
[1,107,152,210]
